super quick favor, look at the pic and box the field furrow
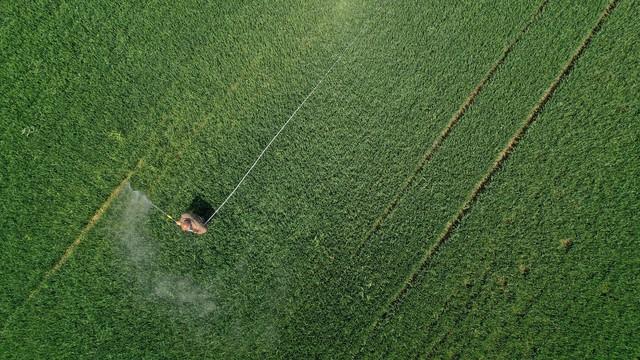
[362,0,620,348]
[2,0,637,358]
[0,0,371,324]
[1,0,541,357]
[347,0,612,356]
[362,0,638,357]
[353,0,551,254]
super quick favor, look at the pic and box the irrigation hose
[203,20,371,225]
[150,202,176,222]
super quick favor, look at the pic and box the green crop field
[1,0,638,358]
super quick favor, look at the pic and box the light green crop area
[1,0,637,358]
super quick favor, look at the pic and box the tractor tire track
[353,0,620,355]
[0,159,143,337]
[352,0,551,255]
[0,3,384,334]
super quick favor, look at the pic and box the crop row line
[353,0,620,356]
[1,2,385,330]
[352,0,551,255]
[31,160,144,301]
[0,159,143,337]
[417,206,574,355]
[360,261,493,359]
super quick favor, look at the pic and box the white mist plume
[114,184,216,317]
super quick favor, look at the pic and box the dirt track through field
[0,160,143,337]
[355,0,621,354]
[352,0,551,255]
[27,160,145,301]
[2,3,384,321]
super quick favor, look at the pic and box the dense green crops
[363,2,639,357]
[2,0,637,358]
[1,0,369,322]
[362,2,640,358]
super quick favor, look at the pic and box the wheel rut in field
[1,2,386,328]
[352,0,551,255]
[0,159,143,336]
[354,0,621,356]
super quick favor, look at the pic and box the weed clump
[496,276,508,289]
[599,282,611,296]
[559,238,573,252]
[518,264,530,276]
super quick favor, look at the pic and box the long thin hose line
[205,22,372,225]
[150,201,176,222]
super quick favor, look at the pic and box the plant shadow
[187,195,215,222]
